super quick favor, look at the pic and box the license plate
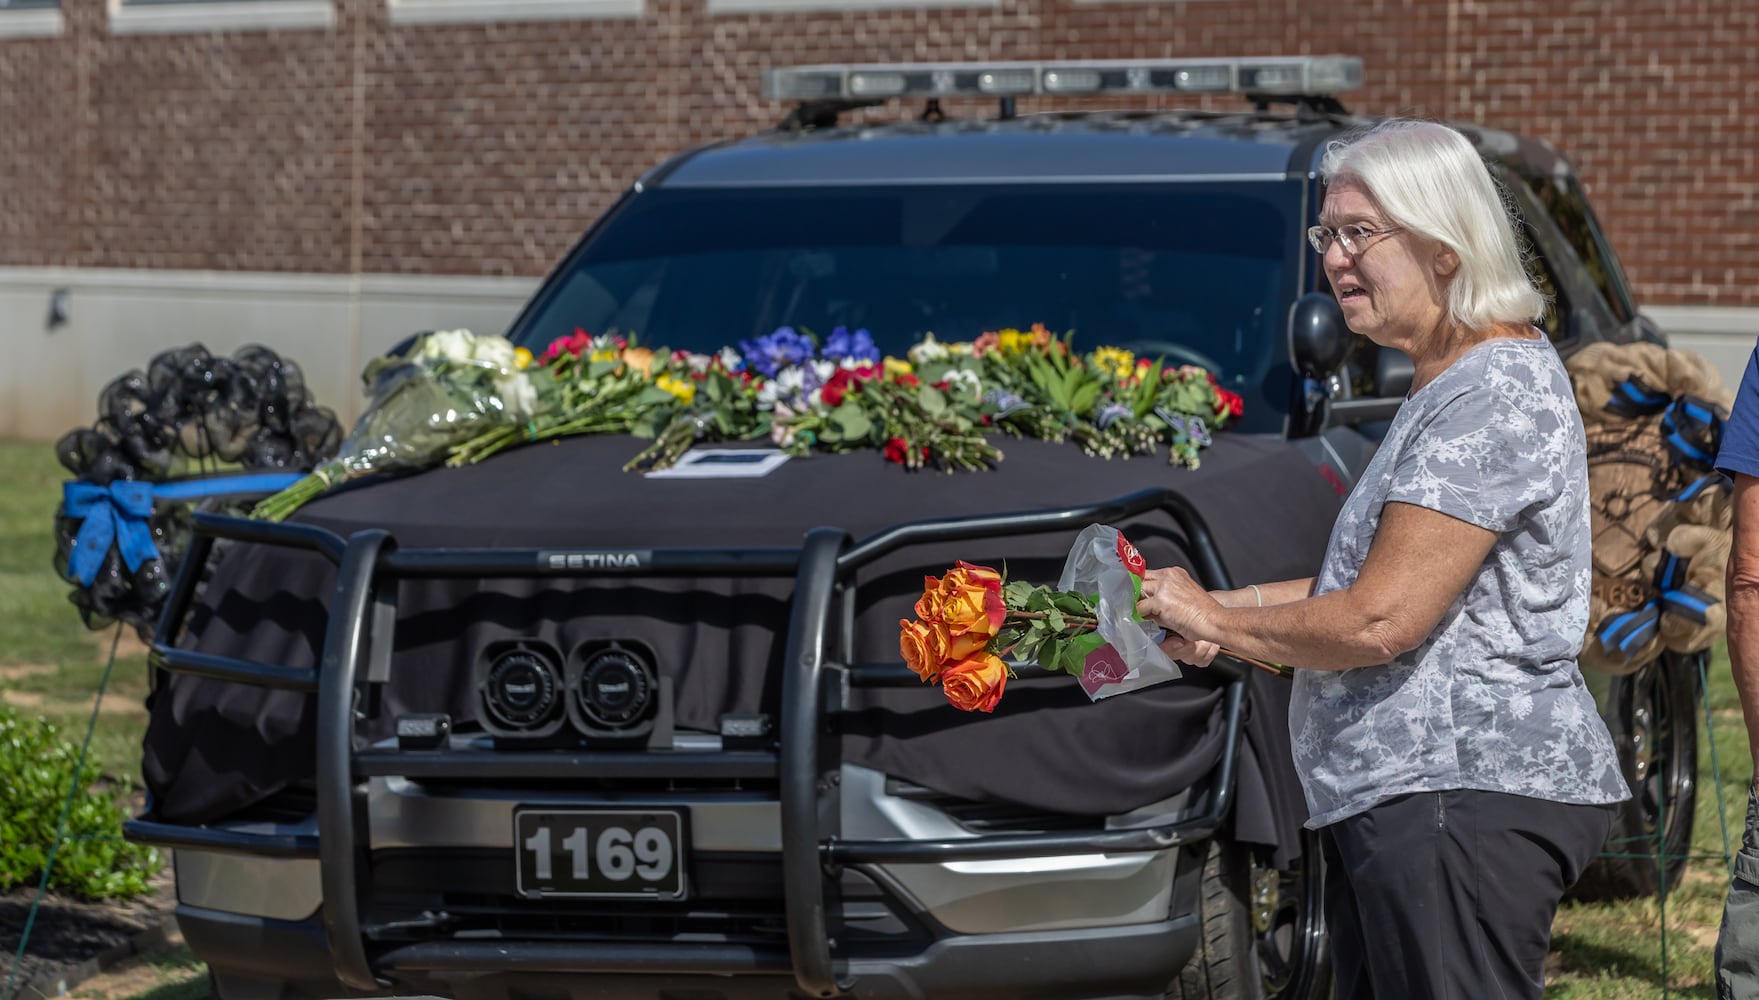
[514,809,686,899]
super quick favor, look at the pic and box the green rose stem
[251,463,345,522]
[624,414,701,473]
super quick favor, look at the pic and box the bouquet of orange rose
[901,526,1289,712]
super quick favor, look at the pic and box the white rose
[908,333,950,366]
[416,329,477,363]
[469,336,517,371]
[494,372,539,418]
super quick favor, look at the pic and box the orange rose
[915,575,947,621]
[900,619,942,682]
[929,621,989,663]
[933,562,1006,638]
[622,347,657,376]
[940,652,1009,713]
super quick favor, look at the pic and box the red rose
[822,382,847,407]
[1215,388,1245,418]
[1115,533,1147,578]
[884,437,910,464]
[894,373,920,388]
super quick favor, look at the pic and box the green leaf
[1003,580,1035,608]
[1051,591,1092,616]
[829,402,872,440]
[917,384,948,416]
[1026,588,1054,613]
[1046,607,1066,633]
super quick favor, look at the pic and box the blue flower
[824,326,880,366]
[983,388,1029,417]
[738,326,817,378]
[1095,403,1132,429]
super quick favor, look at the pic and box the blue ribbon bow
[1603,375,1724,472]
[64,481,157,586]
[1595,551,1717,665]
[62,473,305,586]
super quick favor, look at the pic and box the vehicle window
[512,183,1303,434]
[1521,222,1568,343]
[1520,172,1636,323]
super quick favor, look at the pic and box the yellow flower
[883,357,914,377]
[590,347,619,363]
[1093,346,1135,378]
[997,328,1030,354]
[656,373,696,404]
[513,347,533,369]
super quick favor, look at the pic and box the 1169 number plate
[514,809,686,899]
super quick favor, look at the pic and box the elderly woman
[1136,119,1628,999]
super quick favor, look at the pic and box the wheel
[1570,651,1700,901]
[1170,833,1331,1000]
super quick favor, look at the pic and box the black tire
[1170,833,1331,1000]
[1570,651,1701,901]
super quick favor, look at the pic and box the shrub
[0,705,160,900]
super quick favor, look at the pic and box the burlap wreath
[1566,341,1733,676]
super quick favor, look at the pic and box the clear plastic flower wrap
[252,331,538,521]
[1055,524,1183,700]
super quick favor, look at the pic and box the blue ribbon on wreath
[1595,550,1717,665]
[1603,375,1724,472]
[62,473,304,586]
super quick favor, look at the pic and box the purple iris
[738,327,817,378]
[824,326,880,366]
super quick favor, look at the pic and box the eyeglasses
[1307,223,1403,256]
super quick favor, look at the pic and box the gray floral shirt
[1290,337,1629,828]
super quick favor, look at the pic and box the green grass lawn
[0,442,154,781]
[0,437,1748,998]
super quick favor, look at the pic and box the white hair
[1319,119,1544,333]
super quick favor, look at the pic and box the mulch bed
[0,869,177,997]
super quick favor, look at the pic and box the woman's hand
[1138,567,1223,667]
[1159,632,1221,668]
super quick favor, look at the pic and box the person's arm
[1714,347,1759,781]
[1727,475,1759,782]
[1212,578,1316,608]
[1156,578,1313,665]
[1141,502,1496,671]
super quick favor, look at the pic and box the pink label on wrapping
[1080,645,1129,697]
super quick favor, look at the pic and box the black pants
[1320,789,1617,1000]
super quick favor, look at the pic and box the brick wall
[1,0,1753,305]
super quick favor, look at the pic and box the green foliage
[0,705,160,900]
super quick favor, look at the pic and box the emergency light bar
[762,56,1363,102]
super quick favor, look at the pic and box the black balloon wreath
[52,344,342,636]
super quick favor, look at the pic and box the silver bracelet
[1249,583,1264,608]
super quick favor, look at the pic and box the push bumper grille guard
[126,487,1250,997]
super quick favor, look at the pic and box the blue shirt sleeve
[1716,344,1759,480]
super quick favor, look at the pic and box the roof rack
[763,56,1362,127]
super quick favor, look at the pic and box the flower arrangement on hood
[251,322,1245,520]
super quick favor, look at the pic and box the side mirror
[1288,292,1351,380]
[1374,348,1414,399]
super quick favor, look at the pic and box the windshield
[510,182,1301,434]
